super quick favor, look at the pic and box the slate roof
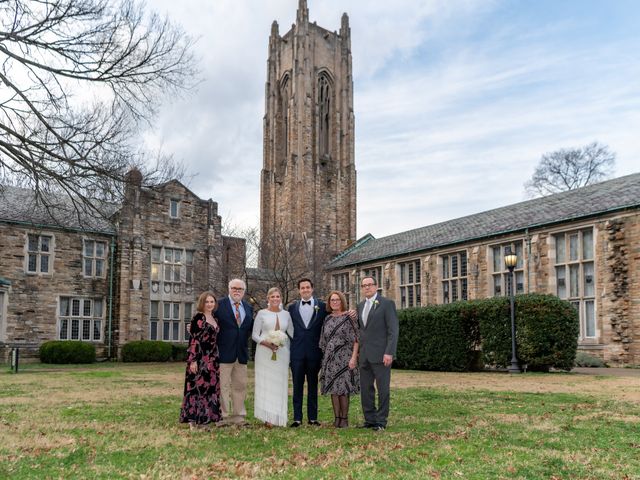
[0,185,116,234]
[328,172,640,269]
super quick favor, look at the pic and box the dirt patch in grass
[391,370,640,403]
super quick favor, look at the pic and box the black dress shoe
[289,421,302,428]
[358,423,375,429]
[372,425,385,432]
[308,420,321,426]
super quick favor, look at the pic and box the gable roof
[0,186,116,234]
[328,172,640,269]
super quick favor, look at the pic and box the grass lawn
[1,362,639,479]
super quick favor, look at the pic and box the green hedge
[121,340,172,362]
[396,294,579,372]
[171,343,189,362]
[39,341,96,364]
[396,304,480,371]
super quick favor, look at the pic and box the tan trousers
[219,361,248,424]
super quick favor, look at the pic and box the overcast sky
[143,0,640,239]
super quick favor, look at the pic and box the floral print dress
[179,313,221,425]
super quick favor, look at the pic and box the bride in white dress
[252,287,294,426]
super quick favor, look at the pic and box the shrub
[121,341,172,362]
[171,343,189,362]
[479,294,579,371]
[396,293,579,372]
[574,351,607,368]
[396,303,481,372]
[39,341,96,364]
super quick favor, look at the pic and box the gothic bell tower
[260,0,356,293]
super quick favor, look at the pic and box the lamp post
[504,247,521,373]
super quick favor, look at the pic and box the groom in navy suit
[287,278,326,427]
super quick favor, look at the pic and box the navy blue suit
[288,298,326,422]
[217,296,254,364]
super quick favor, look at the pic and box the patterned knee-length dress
[319,313,360,395]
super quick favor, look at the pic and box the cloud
[141,0,640,240]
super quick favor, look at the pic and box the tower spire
[297,0,309,25]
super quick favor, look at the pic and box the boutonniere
[373,300,379,308]
[314,305,320,312]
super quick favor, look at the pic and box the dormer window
[169,199,180,218]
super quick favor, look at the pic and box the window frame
[169,199,180,219]
[398,259,422,309]
[82,239,108,278]
[490,241,525,297]
[58,296,104,342]
[150,246,195,295]
[440,251,468,304]
[25,233,54,275]
[553,228,596,340]
[149,300,193,342]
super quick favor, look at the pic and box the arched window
[275,74,291,180]
[280,75,290,160]
[318,74,331,158]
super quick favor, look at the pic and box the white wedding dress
[252,308,294,426]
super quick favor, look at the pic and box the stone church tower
[260,0,356,294]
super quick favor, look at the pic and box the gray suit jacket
[357,294,399,365]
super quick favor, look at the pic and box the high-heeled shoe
[338,417,348,428]
[334,416,340,428]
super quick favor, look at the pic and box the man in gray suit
[357,276,399,431]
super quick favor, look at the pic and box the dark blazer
[216,296,254,364]
[357,294,399,365]
[287,298,326,362]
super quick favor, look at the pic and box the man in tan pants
[216,279,254,425]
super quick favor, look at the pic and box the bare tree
[524,142,616,197]
[258,230,312,306]
[0,0,196,222]
[222,218,313,307]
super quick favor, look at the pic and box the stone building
[0,173,245,360]
[326,173,640,366]
[259,0,356,294]
[0,186,115,360]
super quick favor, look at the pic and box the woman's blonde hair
[267,286,282,299]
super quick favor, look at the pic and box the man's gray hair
[228,278,246,290]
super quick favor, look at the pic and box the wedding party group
[179,276,399,432]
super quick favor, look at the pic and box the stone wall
[0,223,113,360]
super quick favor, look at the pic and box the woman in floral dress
[319,290,360,428]
[179,291,221,430]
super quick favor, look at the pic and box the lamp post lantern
[504,246,521,373]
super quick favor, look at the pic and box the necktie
[362,299,371,327]
[302,300,311,305]
[234,302,241,326]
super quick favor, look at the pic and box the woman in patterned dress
[179,291,222,430]
[319,290,360,428]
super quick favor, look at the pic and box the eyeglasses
[230,287,245,291]
[361,283,376,288]
[329,298,342,302]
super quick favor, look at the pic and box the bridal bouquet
[266,330,287,361]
